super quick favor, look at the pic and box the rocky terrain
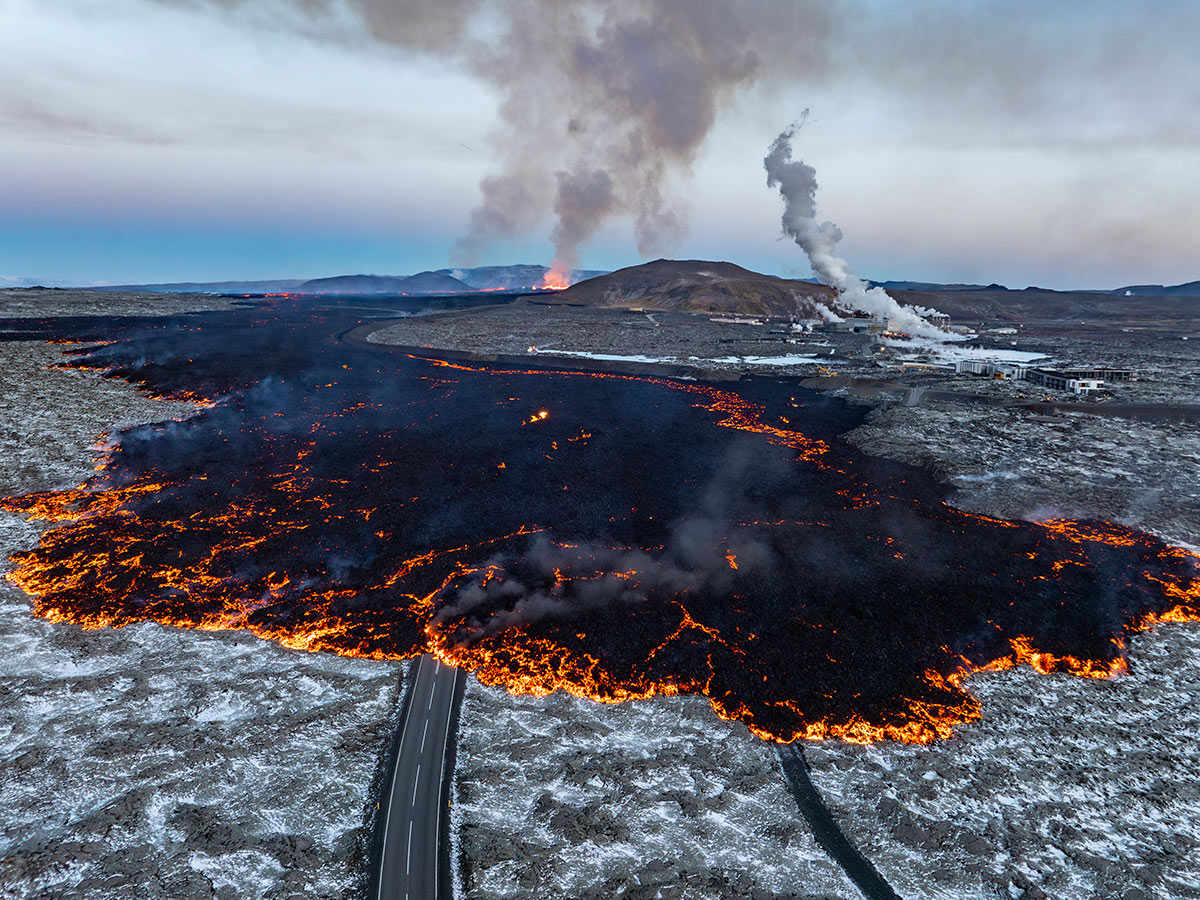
[848,394,1200,549]
[833,324,1200,547]
[453,684,858,900]
[888,287,1200,333]
[0,288,237,318]
[432,294,1200,900]
[5,287,1199,900]
[0,337,407,900]
[451,617,1200,900]
[367,299,847,375]
[807,622,1200,900]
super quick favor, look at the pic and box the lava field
[3,296,1197,744]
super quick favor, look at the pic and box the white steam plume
[765,118,947,338]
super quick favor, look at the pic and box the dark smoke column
[449,1,830,276]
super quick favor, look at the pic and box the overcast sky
[2,0,1197,288]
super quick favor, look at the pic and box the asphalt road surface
[777,744,903,900]
[376,655,466,900]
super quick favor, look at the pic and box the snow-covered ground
[9,296,1200,899]
[453,684,859,899]
[452,627,1200,900]
[702,355,839,367]
[883,338,1048,367]
[0,340,405,900]
[536,350,683,364]
[533,349,840,368]
[448,326,1200,900]
[808,622,1200,900]
[848,393,1200,550]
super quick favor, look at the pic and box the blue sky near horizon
[2,0,1198,290]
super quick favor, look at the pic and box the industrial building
[1052,367,1137,382]
[955,360,1028,379]
[1024,368,1104,394]
[952,359,1138,395]
[823,318,886,335]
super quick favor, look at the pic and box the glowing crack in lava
[2,300,1198,745]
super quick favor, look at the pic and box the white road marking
[427,682,436,710]
[378,659,423,900]
[406,819,413,875]
[433,667,456,900]
[420,719,429,753]
[412,765,421,807]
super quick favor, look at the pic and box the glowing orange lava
[540,266,571,291]
[4,346,1199,748]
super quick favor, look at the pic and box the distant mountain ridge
[8,270,1197,297]
[873,279,1200,297]
[74,266,610,295]
[870,280,1010,292]
[85,279,308,294]
[297,271,471,294]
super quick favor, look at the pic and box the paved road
[375,655,466,900]
[777,744,903,900]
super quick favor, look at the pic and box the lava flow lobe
[2,303,1197,745]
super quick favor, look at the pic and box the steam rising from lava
[765,120,946,337]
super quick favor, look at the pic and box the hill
[887,286,1198,326]
[870,280,1008,292]
[1111,281,1200,297]
[554,259,837,317]
[297,272,471,294]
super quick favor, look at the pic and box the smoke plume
[765,120,946,337]
[159,0,830,277]
[449,1,812,280]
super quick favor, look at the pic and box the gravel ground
[0,339,406,900]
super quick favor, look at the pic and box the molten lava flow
[412,355,829,462]
[4,313,1200,748]
[540,266,571,291]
